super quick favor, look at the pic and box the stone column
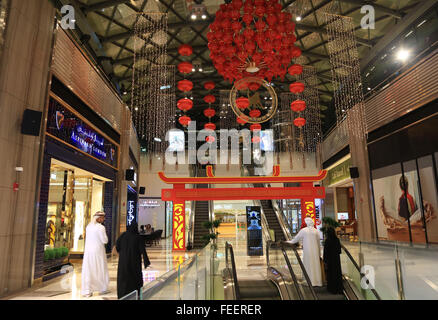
[0,0,55,296]
[348,128,376,241]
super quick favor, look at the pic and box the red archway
[159,165,327,251]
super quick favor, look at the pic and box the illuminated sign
[301,198,316,226]
[246,206,263,256]
[127,200,135,226]
[172,202,185,251]
[46,97,118,168]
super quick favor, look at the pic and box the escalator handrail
[281,241,318,300]
[225,242,241,300]
[340,243,381,300]
[267,240,304,300]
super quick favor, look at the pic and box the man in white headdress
[81,211,110,297]
[290,217,322,287]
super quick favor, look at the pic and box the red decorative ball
[178,44,193,56]
[288,64,303,76]
[179,115,191,127]
[236,97,250,109]
[289,82,305,94]
[177,98,193,112]
[249,109,261,118]
[177,79,193,92]
[294,117,306,127]
[204,108,216,118]
[178,61,193,74]
[204,95,216,104]
[204,81,215,90]
[204,123,217,131]
[290,100,306,112]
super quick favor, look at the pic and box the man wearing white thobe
[81,211,110,297]
[290,217,322,287]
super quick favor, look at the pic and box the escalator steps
[238,279,281,300]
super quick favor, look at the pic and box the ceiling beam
[82,0,130,13]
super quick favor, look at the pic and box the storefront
[369,100,438,244]
[34,79,120,279]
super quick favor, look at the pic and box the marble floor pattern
[5,238,195,300]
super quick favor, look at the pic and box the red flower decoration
[177,79,193,92]
[289,82,305,94]
[177,98,193,112]
[294,117,306,128]
[178,44,193,56]
[178,61,193,74]
[290,100,306,113]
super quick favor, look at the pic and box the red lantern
[294,117,306,127]
[204,108,216,118]
[288,64,303,76]
[290,100,306,112]
[204,81,215,90]
[178,44,193,56]
[178,61,193,74]
[237,116,248,125]
[250,124,262,131]
[249,109,261,118]
[206,136,216,143]
[179,115,191,127]
[248,82,261,91]
[291,46,302,58]
[177,98,193,112]
[177,79,193,92]
[236,97,250,109]
[204,123,216,131]
[204,95,216,104]
[289,82,305,94]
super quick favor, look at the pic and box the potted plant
[320,216,341,239]
[201,219,222,249]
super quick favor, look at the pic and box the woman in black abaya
[323,227,343,294]
[116,222,150,299]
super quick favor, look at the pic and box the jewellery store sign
[46,97,119,168]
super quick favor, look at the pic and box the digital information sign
[246,206,263,256]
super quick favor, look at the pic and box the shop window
[418,156,438,243]
[46,159,108,253]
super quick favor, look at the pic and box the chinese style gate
[159,165,327,251]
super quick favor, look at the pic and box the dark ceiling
[59,0,422,133]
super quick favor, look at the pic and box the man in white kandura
[81,211,110,297]
[290,217,322,287]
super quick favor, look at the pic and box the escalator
[192,168,210,249]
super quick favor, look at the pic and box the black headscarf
[326,226,338,241]
[127,222,139,234]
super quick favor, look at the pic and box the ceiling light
[201,14,207,20]
[191,14,197,20]
[192,68,195,72]
[296,16,302,22]
[417,20,427,27]
[396,49,410,62]
[199,68,203,72]
[367,87,371,91]
[154,137,162,142]
[135,107,139,111]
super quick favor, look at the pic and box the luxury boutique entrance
[46,159,112,254]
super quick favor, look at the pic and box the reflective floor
[5,238,195,300]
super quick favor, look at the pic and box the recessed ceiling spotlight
[199,68,203,72]
[396,48,410,62]
[191,14,197,20]
[296,16,302,22]
[201,14,207,20]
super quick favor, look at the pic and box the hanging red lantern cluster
[249,109,261,118]
[178,44,193,56]
[293,117,306,128]
[204,95,216,104]
[207,0,300,83]
[179,115,191,127]
[236,97,250,109]
[290,100,306,113]
[204,81,216,90]
[204,108,216,118]
[203,81,216,141]
[289,82,305,94]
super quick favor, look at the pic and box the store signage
[328,158,352,185]
[140,200,161,208]
[246,206,263,256]
[127,200,136,226]
[46,97,118,168]
[172,202,185,251]
[301,198,316,226]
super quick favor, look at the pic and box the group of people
[80,212,151,299]
[139,224,154,235]
[291,216,343,295]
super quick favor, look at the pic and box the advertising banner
[301,198,316,226]
[246,206,263,256]
[172,202,185,251]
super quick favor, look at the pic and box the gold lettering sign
[172,203,185,250]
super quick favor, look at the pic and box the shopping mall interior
[1,0,438,306]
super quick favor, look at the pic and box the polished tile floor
[5,238,195,300]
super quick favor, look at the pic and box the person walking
[116,222,151,299]
[323,227,344,294]
[81,211,110,297]
[290,217,322,287]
